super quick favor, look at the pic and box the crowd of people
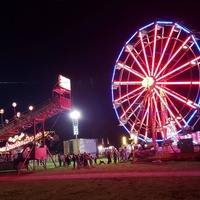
[104,146,132,164]
[58,152,94,169]
[58,146,133,169]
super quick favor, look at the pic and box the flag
[107,138,110,145]
[101,138,104,145]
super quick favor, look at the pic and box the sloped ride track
[0,75,72,173]
[0,98,70,142]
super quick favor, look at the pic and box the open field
[0,160,200,200]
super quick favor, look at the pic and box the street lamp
[29,105,34,120]
[0,109,4,127]
[12,102,17,117]
[70,110,80,139]
[16,112,21,118]
[29,105,34,111]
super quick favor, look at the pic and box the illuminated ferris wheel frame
[111,20,200,143]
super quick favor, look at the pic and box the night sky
[0,0,200,148]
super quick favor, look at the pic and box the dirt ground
[1,171,200,182]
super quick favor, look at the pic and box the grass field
[0,159,200,200]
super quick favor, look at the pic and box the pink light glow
[165,95,187,125]
[157,81,200,85]
[130,122,136,132]
[125,45,148,77]
[139,32,151,75]
[155,85,197,109]
[117,62,145,79]
[129,105,142,131]
[144,98,150,138]
[154,88,182,128]
[155,36,191,79]
[112,21,200,143]
[114,85,144,102]
[152,93,164,138]
[120,88,146,119]
[113,81,142,85]
[151,24,158,75]
[157,56,200,81]
[139,105,148,132]
[154,25,175,76]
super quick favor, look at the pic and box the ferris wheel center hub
[142,77,155,88]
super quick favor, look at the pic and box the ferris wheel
[111,20,200,144]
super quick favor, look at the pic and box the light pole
[0,109,4,127]
[70,110,80,139]
[29,105,34,118]
[12,102,17,117]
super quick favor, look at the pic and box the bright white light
[122,136,127,145]
[16,112,21,118]
[29,105,34,111]
[70,110,80,119]
[58,75,71,90]
[190,61,196,65]
[142,77,154,88]
[98,145,103,151]
[12,102,17,108]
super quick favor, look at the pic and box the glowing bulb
[142,77,154,88]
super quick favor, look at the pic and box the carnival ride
[0,75,71,173]
[111,20,200,160]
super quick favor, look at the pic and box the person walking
[113,149,118,164]
[72,154,76,169]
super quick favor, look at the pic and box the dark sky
[0,0,200,147]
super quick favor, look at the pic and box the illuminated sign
[58,75,71,90]
[0,131,54,153]
[8,132,25,143]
